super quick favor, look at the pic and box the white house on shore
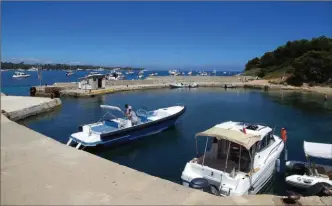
[78,74,106,90]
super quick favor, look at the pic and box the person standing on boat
[125,104,132,116]
[124,104,139,125]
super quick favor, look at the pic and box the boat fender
[281,128,287,142]
[276,159,280,172]
[189,178,210,192]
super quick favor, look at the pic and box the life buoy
[281,128,287,142]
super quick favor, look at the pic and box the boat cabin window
[257,132,275,152]
[195,138,252,173]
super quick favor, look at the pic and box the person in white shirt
[124,104,140,125]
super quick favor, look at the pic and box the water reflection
[262,90,332,115]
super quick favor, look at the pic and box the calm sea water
[17,87,332,195]
[0,70,239,96]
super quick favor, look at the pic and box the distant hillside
[0,62,144,71]
[244,36,332,86]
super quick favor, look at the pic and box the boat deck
[91,124,118,133]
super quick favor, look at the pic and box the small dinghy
[285,141,332,192]
[189,83,198,88]
[170,83,187,88]
[67,105,186,149]
[170,82,198,88]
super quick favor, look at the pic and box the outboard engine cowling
[189,178,210,192]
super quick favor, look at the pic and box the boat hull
[100,114,181,146]
[13,75,30,78]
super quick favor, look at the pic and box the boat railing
[263,141,283,164]
[136,109,148,118]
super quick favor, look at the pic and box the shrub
[286,75,303,86]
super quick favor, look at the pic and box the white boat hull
[285,161,332,189]
[181,121,284,197]
[13,75,30,78]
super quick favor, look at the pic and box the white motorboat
[149,72,158,76]
[169,69,180,76]
[189,83,198,88]
[285,141,332,190]
[200,71,208,76]
[188,71,193,76]
[66,71,74,76]
[170,82,198,88]
[181,121,285,196]
[125,71,134,75]
[106,72,124,80]
[169,83,187,88]
[28,67,38,71]
[67,105,186,150]
[12,72,30,78]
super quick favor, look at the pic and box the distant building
[78,74,106,90]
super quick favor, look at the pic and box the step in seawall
[1,96,61,121]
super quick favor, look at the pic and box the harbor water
[16,86,332,195]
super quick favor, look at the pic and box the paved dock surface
[1,95,61,121]
[1,114,331,205]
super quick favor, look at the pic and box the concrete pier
[1,95,61,121]
[1,114,331,205]
[34,76,245,97]
[32,76,332,98]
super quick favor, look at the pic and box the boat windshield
[195,137,252,173]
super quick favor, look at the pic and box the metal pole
[238,146,242,171]
[248,147,254,194]
[195,137,198,157]
[202,137,209,166]
[224,141,231,172]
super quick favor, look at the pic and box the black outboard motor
[189,178,210,192]
[30,87,36,96]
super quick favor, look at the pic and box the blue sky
[2,1,331,70]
